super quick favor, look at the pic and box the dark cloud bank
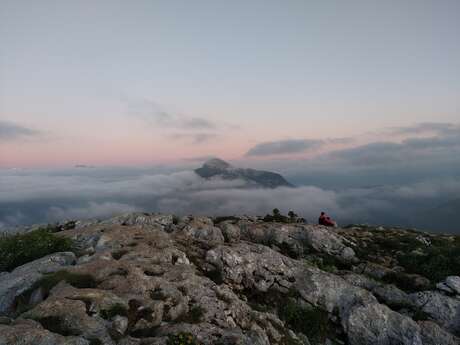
[1,123,460,234]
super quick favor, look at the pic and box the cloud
[0,121,40,141]
[1,122,460,233]
[1,163,460,233]
[389,122,460,136]
[246,139,324,156]
[181,155,219,163]
[245,137,354,156]
[171,133,218,144]
[47,202,139,221]
[128,100,216,130]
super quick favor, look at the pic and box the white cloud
[47,202,139,221]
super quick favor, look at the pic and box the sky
[1,0,460,167]
[1,1,459,232]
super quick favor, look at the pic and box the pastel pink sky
[1,1,459,168]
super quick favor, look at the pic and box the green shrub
[166,333,201,345]
[172,215,181,225]
[0,228,74,272]
[279,299,330,345]
[412,309,431,321]
[397,237,460,282]
[178,305,206,323]
[100,303,128,320]
[381,272,426,292]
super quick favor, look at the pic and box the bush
[263,209,303,224]
[279,299,330,345]
[0,228,74,272]
[167,333,201,345]
[397,236,460,283]
[100,303,128,320]
[178,305,206,324]
[381,272,426,292]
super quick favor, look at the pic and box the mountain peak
[195,158,293,188]
[202,158,232,170]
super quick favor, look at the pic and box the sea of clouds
[1,122,459,233]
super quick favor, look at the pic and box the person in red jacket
[318,212,337,227]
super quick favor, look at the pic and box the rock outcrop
[1,213,459,345]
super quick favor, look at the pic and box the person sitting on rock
[318,212,337,227]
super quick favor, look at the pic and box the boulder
[0,252,76,316]
[21,297,114,344]
[0,319,89,345]
[217,221,241,243]
[418,321,460,345]
[445,276,460,295]
[344,303,422,345]
[371,284,413,309]
[410,291,460,336]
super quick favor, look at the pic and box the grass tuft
[167,333,201,345]
[279,299,330,345]
[100,303,128,320]
[0,228,74,272]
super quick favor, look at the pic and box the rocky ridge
[0,213,459,345]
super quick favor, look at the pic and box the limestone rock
[0,319,89,345]
[2,213,459,344]
[410,291,460,336]
[0,252,76,316]
[344,303,422,345]
[418,321,460,345]
[445,276,460,295]
[217,221,241,243]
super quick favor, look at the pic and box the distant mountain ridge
[194,158,293,188]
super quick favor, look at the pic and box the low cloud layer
[0,121,39,141]
[1,168,459,233]
[1,122,459,233]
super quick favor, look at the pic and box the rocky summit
[194,158,293,188]
[1,213,460,345]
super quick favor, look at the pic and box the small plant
[0,228,74,272]
[172,215,181,225]
[100,303,128,320]
[263,209,304,224]
[279,299,330,344]
[166,332,201,345]
[179,305,206,323]
[112,249,128,260]
[304,255,340,273]
[412,308,431,322]
[397,237,460,283]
